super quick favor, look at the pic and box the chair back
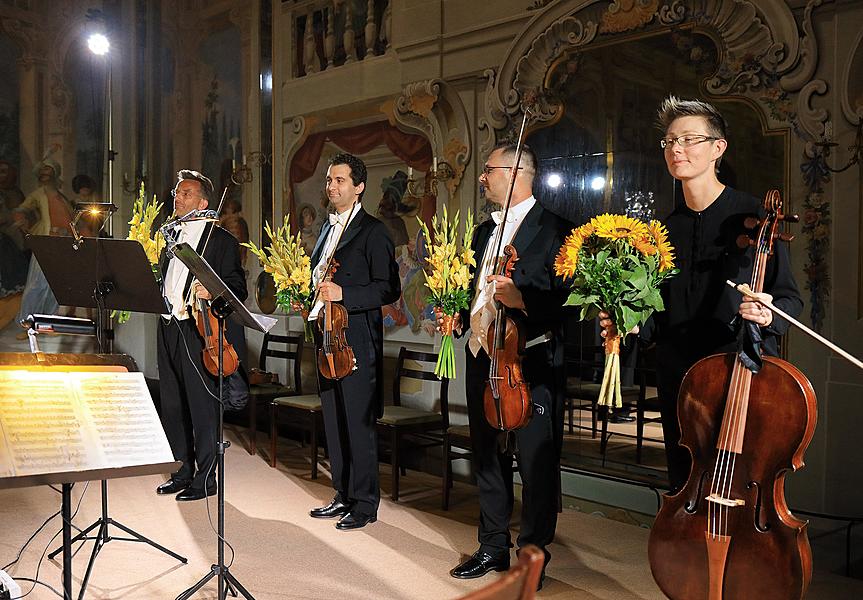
[455,544,545,600]
[259,333,304,394]
[392,346,449,428]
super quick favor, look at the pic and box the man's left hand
[318,281,343,302]
[487,275,525,310]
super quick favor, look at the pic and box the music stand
[26,235,186,599]
[170,241,276,600]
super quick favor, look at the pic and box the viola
[483,244,532,431]
[317,260,356,380]
[194,296,240,378]
[648,190,816,600]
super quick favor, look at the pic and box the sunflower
[592,213,649,241]
[648,220,676,271]
[554,228,587,280]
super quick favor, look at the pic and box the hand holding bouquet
[554,214,677,407]
[418,207,477,379]
[243,217,314,340]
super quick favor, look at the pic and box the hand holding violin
[487,275,525,310]
[318,280,343,302]
[192,280,212,301]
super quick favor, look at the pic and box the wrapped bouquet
[554,214,677,407]
[243,217,314,341]
[418,207,476,379]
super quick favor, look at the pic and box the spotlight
[87,33,109,56]
[545,173,562,189]
[590,176,605,191]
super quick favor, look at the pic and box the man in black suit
[155,170,248,501]
[307,153,400,530]
[448,144,570,588]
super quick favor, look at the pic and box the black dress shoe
[451,551,510,579]
[335,511,376,530]
[176,484,217,501]
[309,498,353,519]
[156,479,190,495]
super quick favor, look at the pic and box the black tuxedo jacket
[461,201,573,379]
[159,223,248,358]
[310,207,400,409]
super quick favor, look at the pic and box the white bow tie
[491,211,516,225]
[329,213,346,226]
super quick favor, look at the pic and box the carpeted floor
[1,427,861,599]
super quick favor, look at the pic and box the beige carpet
[1,427,860,599]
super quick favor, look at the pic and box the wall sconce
[814,119,862,173]
[231,151,272,185]
[122,171,147,194]
[406,156,455,196]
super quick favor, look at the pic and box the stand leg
[62,483,73,600]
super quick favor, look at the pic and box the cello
[648,190,817,600]
[482,106,533,433]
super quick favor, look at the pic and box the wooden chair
[376,347,449,502]
[247,333,303,455]
[455,544,545,600]
[270,387,323,477]
[442,422,472,510]
[565,344,639,454]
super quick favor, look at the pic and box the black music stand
[26,236,186,599]
[170,241,276,600]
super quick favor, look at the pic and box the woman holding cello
[447,141,572,591]
[601,96,807,598]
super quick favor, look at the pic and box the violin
[483,244,531,431]
[648,190,816,600]
[194,294,240,378]
[317,260,356,380]
[482,102,533,433]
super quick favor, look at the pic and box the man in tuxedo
[155,169,248,501]
[447,144,571,588]
[307,153,400,530]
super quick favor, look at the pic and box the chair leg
[567,398,574,435]
[310,411,319,480]
[391,428,399,502]
[442,436,450,511]
[591,400,598,438]
[269,401,278,468]
[636,404,645,464]
[599,407,610,456]
[248,397,257,455]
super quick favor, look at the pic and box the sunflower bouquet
[243,217,314,341]
[554,214,676,407]
[418,207,477,379]
[114,184,165,323]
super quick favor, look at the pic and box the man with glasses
[155,169,248,501]
[446,143,572,589]
[601,96,802,491]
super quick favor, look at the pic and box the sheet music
[0,371,174,480]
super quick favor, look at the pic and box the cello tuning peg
[743,216,760,229]
[782,213,800,223]
[736,234,754,249]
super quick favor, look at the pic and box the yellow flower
[648,220,676,271]
[592,213,648,241]
[554,228,586,279]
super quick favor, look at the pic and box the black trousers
[317,325,380,516]
[465,350,563,560]
[157,317,218,491]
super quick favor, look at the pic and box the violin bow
[309,200,358,309]
[727,280,863,371]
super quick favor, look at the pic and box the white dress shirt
[308,204,360,320]
[468,196,536,357]
[161,220,207,321]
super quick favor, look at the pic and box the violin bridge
[705,493,745,507]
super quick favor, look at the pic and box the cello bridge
[705,493,745,508]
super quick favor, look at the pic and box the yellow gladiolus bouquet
[243,217,314,341]
[554,213,677,407]
[418,207,476,379]
[114,184,165,323]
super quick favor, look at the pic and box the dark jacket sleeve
[762,238,802,337]
[217,228,248,303]
[519,216,571,335]
[341,221,401,311]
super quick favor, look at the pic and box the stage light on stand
[87,33,109,56]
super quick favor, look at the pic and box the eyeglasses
[660,135,721,149]
[481,165,524,176]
